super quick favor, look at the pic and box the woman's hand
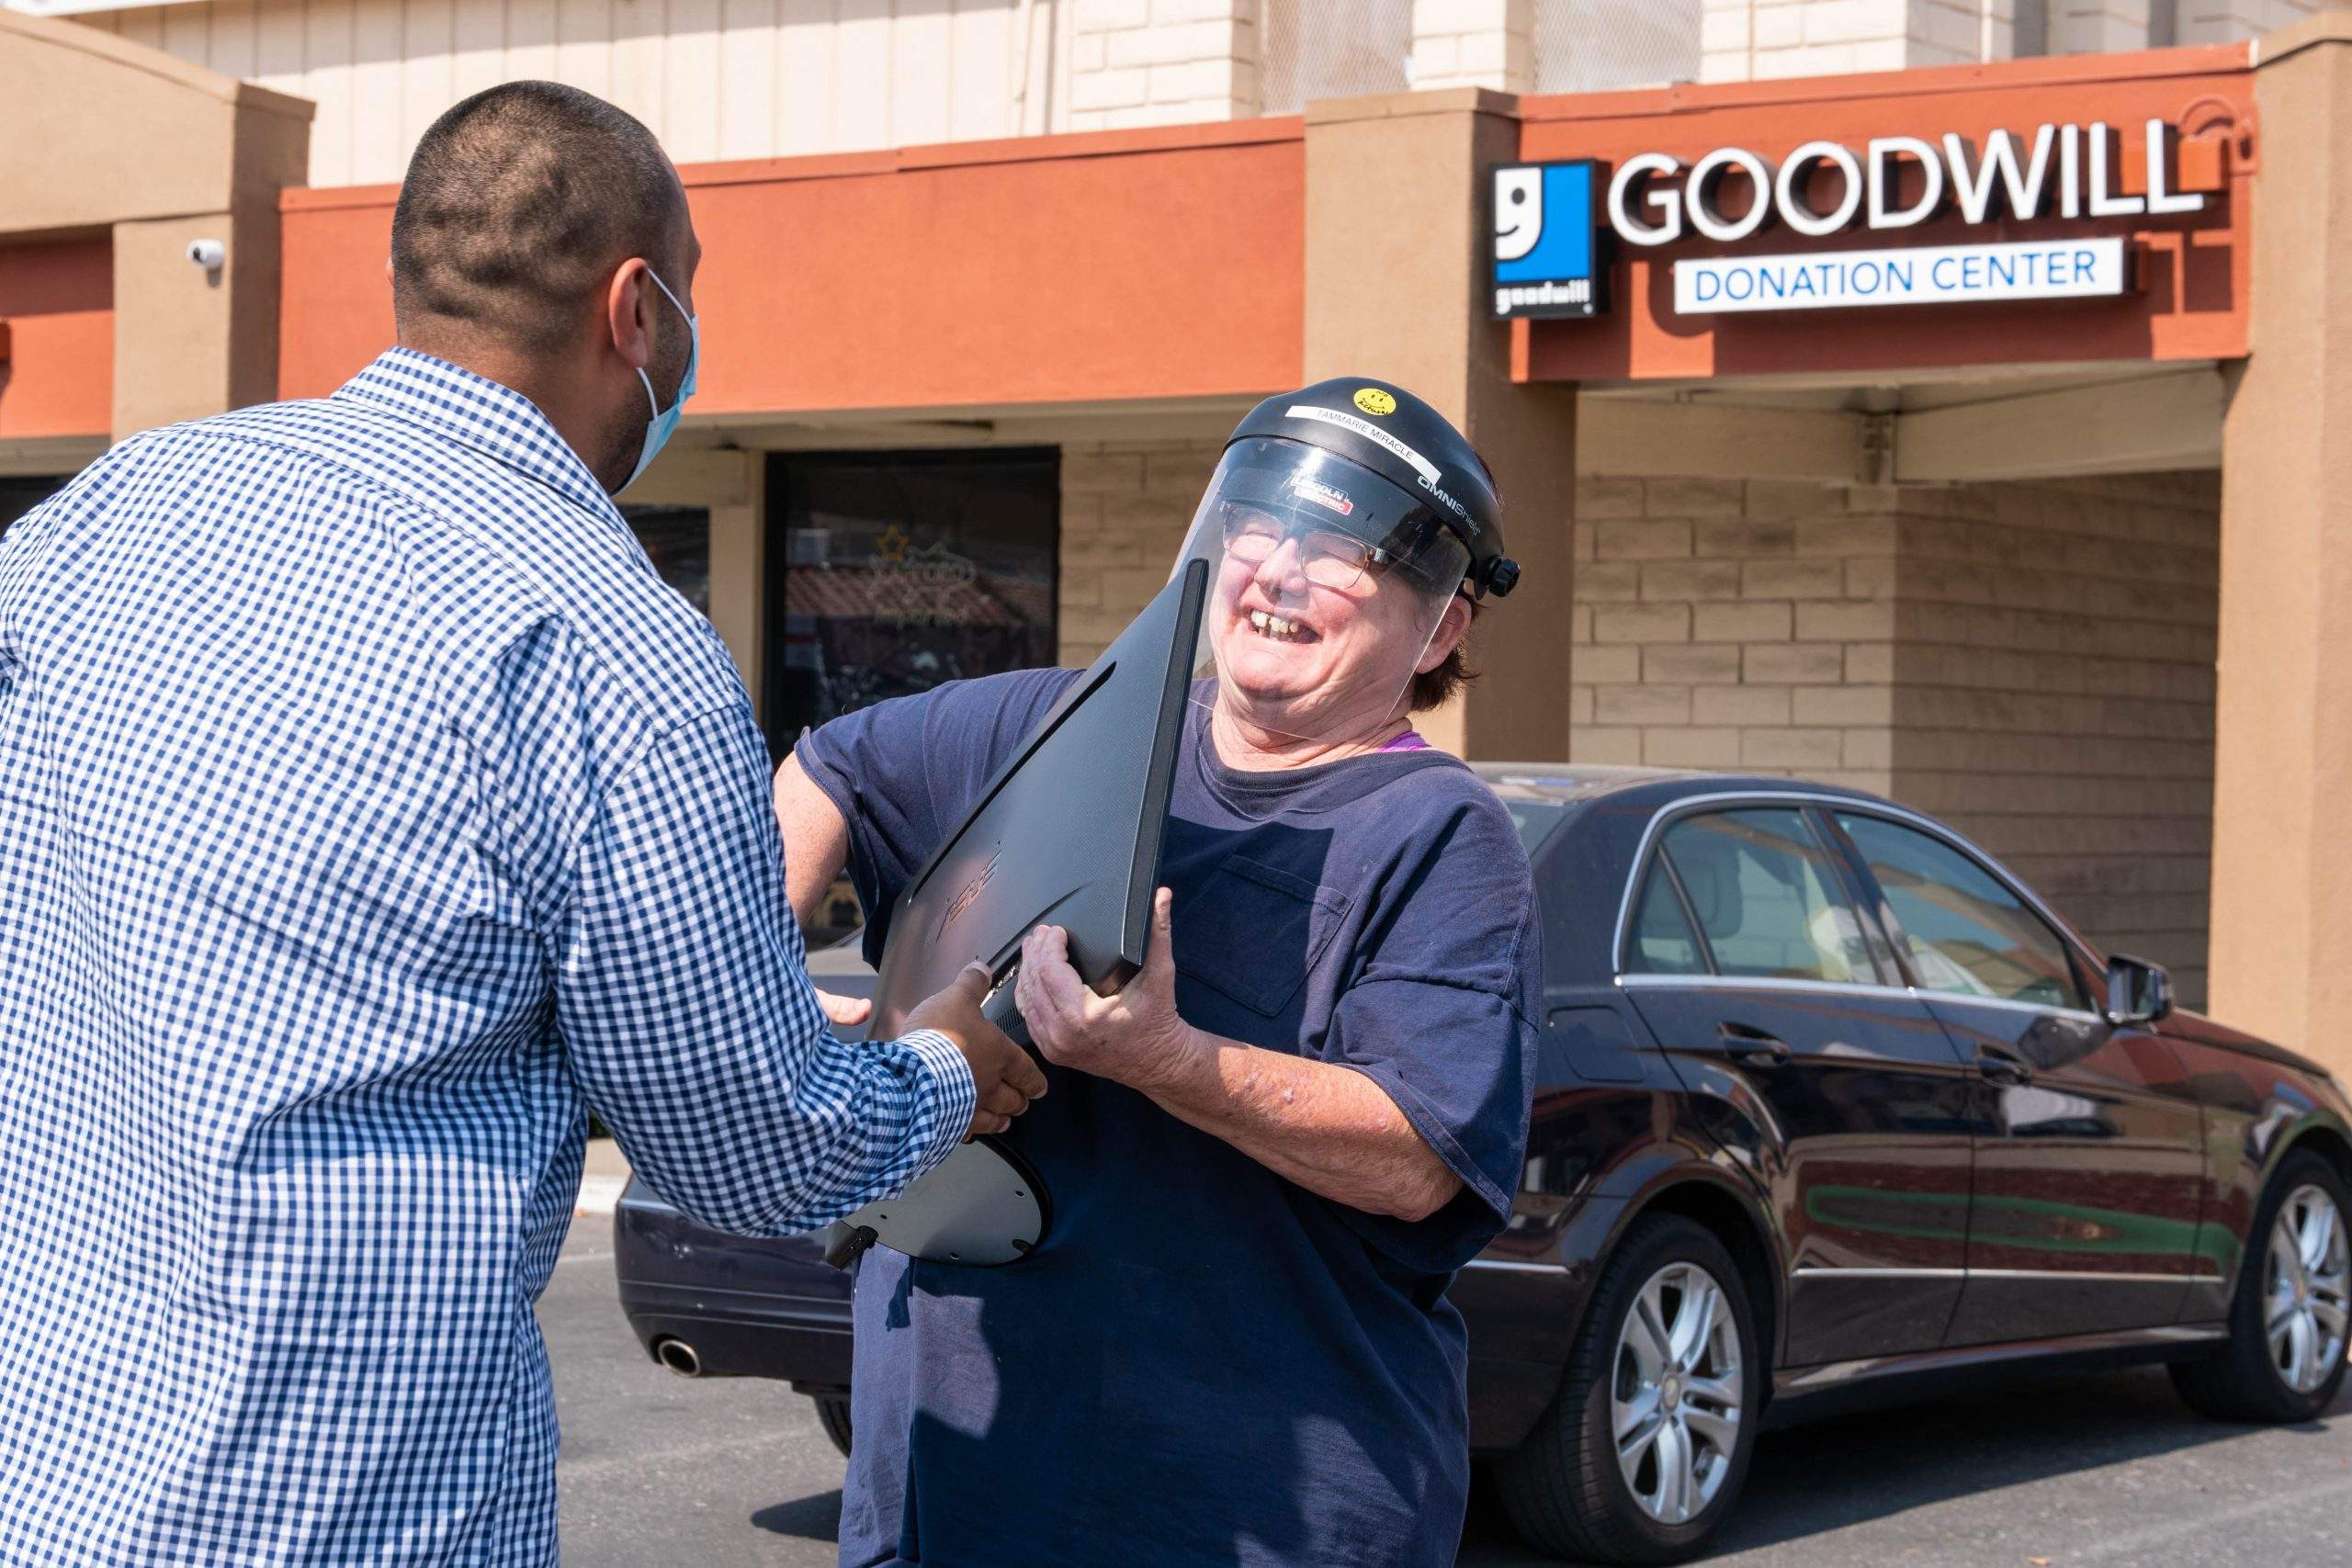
[815,989,872,1028]
[1015,888,1199,1093]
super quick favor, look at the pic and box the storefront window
[0,477,68,538]
[766,449,1058,750]
[619,504,712,615]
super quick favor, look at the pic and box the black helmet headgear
[1225,378,1521,600]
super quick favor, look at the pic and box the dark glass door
[619,504,710,616]
[764,450,1058,756]
[0,476,68,537]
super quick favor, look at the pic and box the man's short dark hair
[391,81,684,354]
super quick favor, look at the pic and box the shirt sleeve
[1322,794,1542,1274]
[553,702,977,1236]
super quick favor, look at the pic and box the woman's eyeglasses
[1220,504,1391,593]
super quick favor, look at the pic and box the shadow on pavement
[752,1489,844,1543]
[1462,1365,2350,1563]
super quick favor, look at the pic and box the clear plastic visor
[1171,439,1472,752]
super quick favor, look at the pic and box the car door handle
[1976,1045,2034,1087]
[1715,1021,1792,1067]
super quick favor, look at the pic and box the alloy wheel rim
[2265,1184,2349,1396]
[1611,1261,1744,1526]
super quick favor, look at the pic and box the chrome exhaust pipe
[654,1338,702,1377]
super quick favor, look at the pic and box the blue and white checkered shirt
[0,348,977,1564]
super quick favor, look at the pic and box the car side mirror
[2103,953,2173,1027]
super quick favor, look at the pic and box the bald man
[0,81,1040,1564]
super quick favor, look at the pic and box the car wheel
[1495,1215,1761,1565]
[2171,1149,2350,1424]
[812,1394,854,1458]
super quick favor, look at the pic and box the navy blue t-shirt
[797,668,1540,1568]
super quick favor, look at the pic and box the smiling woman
[769,376,1543,1568]
[1171,378,1515,768]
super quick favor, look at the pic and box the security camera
[187,239,226,271]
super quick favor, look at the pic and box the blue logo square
[1492,161,1604,319]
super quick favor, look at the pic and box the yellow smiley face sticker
[1352,387,1397,417]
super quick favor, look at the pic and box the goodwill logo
[1492,161,1603,320]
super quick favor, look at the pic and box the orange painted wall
[278,120,1306,411]
[1514,47,2256,383]
[0,237,113,440]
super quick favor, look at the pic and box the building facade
[4,0,2350,1070]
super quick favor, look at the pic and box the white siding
[74,0,1108,185]
[73,0,2299,184]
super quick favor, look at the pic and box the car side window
[1628,865,1707,975]
[1657,808,1871,984]
[1834,812,2086,1010]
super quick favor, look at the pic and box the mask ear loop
[635,265,695,418]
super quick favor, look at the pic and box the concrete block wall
[1056,438,1221,665]
[1069,0,1261,130]
[2046,1,2154,53]
[1885,471,2219,1004]
[1568,471,2220,1005]
[1697,0,2330,80]
[1568,476,1900,793]
[2177,0,2327,43]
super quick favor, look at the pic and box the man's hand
[903,964,1048,1138]
[1015,888,1200,1093]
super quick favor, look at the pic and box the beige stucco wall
[2206,12,2352,1066]
[0,9,308,234]
[0,10,311,437]
[1569,471,2220,1004]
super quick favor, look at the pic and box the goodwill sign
[1676,238,2127,313]
[1492,118,2205,320]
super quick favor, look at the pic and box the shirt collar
[334,347,622,524]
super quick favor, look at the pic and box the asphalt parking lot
[546,1221,2351,1568]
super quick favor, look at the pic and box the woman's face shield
[1171,439,1472,749]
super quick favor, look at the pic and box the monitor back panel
[866,559,1207,1038]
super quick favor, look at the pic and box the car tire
[813,1394,854,1459]
[2170,1148,2350,1424]
[1495,1214,1761,1566]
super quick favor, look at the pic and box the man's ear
[605,258,656,371]
[1415,593,1476,676]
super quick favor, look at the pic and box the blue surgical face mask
[622,266,698,492]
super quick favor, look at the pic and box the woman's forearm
[772,754,853,930]
[1141,1031,1463,1223]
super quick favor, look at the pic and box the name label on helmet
[1284,404,1476,527]
[1283,404,1442,485]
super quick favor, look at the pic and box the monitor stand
[821,985,1047,1269]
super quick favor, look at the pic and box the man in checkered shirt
[0,83,1045,1564]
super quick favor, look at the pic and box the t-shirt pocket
[1175,855,1352,1019]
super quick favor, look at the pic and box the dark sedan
[616,765,2352,1563]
